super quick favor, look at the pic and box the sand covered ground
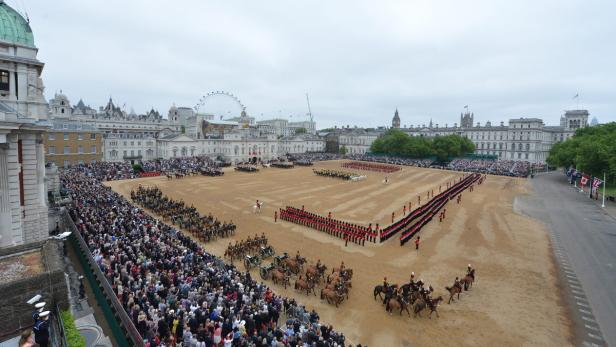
[107,160,572,346]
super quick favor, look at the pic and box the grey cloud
[20,0,616,128]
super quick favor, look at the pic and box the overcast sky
[17,0,616,128]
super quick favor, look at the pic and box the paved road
[514,171,615,346]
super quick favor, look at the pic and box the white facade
[0,2,50,248]
[338,130,379,154]
[257,118,317,136]
[400,111,588,163]
[104,133,157,162]
[278,134,325,154]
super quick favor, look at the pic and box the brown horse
[305,264,327,282]
[272,269,290,289]
[460,275,474,290]
[426,296,443,318]
[294,277,316,296]
[445,285,462,304]
[331,268,354,280]
[283,258,304,274]
[320,288,344,307]
[386,296,410,316]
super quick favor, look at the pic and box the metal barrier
[62,210,145,347]
[54,304,68,347]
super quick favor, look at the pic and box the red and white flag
[592,178,603,192]
[580,174,589,186]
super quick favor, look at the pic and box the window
[138,149,142,156]
[0,70,9,91]
[525,153,529,159]
[78,146,84,154]
[63,133,69,140]
[49,146,56,155]
[77,133,83,140]
[123,150,127,157]
[48,133,55,141]
[90,133,96,140]
[91,145,96,154]
[63,146,70,154]
[63,160,70,168]
[518,153,522,159]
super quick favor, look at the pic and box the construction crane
[306,93,313,123]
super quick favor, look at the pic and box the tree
[339,145,348,155]
[295,127,307,134]
[369,130,474,160]
[547,122,616,183]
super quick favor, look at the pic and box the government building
[393,109,588,163]
[46,93,324,166]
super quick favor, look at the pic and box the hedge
[60,310,86,347]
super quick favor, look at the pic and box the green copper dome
[0,1,35,48]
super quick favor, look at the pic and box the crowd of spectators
[447,159,530,177]
[60,164,348,347]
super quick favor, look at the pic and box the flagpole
[602,172,606,208]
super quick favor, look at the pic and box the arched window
[234,146,239,155]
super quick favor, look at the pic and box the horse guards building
[328,107,590,164]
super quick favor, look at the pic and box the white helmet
[411,272,415,276]
[468,264,472,267]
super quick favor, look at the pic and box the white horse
[252,201,264,213]
[262,163,271,168]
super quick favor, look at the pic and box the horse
[320,288,345,307]
[446,284,462,304]
[373,285,387,301]
[386,296,410,316]
[271,269,290,289]
[294,278,316,296]
[166,173,173,180]
[413,298,426,318]
[426,296,443,318]
[252,201,264,214]
[460,275,474,291]
[305,264,327,283]
[283,258,305,274]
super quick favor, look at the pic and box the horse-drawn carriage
[259,263,277,280]
[244,254,262,271]
[259,245,275,259]
[260,262,291,288]
[274,252,289,266]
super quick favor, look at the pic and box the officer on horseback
[467,264,475,280]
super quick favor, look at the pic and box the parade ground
[107,160,572,346]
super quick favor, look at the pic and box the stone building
[0,1,50,248]
[399,109,589,163]
[43,118,103,167]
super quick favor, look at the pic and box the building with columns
[0,1,50,248]
[398,109,589,163]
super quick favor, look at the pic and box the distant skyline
[17,0,616,128]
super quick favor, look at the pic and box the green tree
[295,127,307,134]
[339,145,348,155]
[547,122,616,183]
[369,130,474,160]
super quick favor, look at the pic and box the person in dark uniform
[33,310,50,347]
[32,302,45,324]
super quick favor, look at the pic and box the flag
[573,93,579,99]
[580,174,589,186]
[592,178,603,193]
[464,105,468,109]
